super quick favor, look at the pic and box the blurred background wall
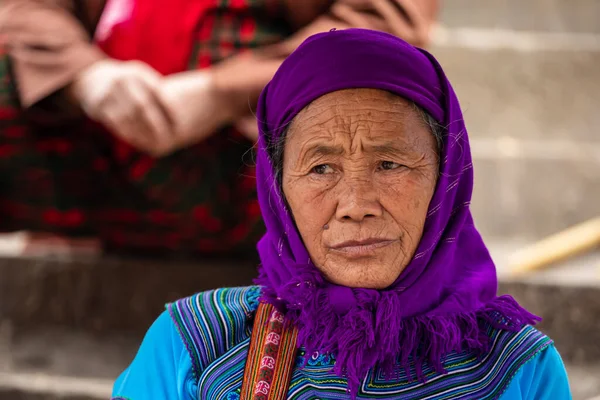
[434,0,599,243]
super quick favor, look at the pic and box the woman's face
[282,89,439,289]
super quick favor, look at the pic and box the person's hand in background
[67,59,176,157]
[69,58,255,156]
[330,0,433,46]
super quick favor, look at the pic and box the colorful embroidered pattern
[168,286,260,379]
[169,286,553,400]
[287,323,552,399]
[240,303,298,400]
[296,349,336,368]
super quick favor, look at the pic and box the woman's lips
[329,238,397,258]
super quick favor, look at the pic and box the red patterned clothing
[0,1,289,255]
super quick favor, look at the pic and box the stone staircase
[431,2,600,396]
[0,1,599,399]
[432,3,600,240]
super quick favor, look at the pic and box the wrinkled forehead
[295,88,408,117]
[280,89,441,160]
[287,89,418,135]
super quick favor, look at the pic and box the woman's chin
[322,263,402,290]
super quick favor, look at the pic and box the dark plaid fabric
[0,0,292,256]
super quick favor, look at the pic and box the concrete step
[471,157,599,239]
[499,279,600,365]
[0,374,111,400]
[0,255,258,336]
[0,329,128,400]
[495,244,600,364]
[439,0,600,34]
[431,47,600,143]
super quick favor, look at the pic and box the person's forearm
[209,54,283,121]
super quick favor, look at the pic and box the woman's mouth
[329,238,398,258]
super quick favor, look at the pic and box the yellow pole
[509,216,600,276]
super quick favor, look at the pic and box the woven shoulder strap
[241,302,298,400]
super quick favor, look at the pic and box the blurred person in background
[0,0,438,257]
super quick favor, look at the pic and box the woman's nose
[335,177,383,222]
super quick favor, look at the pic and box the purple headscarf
[254,29,539,395]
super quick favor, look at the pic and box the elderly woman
[112,29,571,399]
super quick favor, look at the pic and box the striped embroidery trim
[285,324,551,399]
[168,286,260,379]
[241,302,298,400]
[358,324,552,400]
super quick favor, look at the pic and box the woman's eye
[379,161,402,171]
[311,164,333,175]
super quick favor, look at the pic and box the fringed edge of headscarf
[255,265,540,399]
